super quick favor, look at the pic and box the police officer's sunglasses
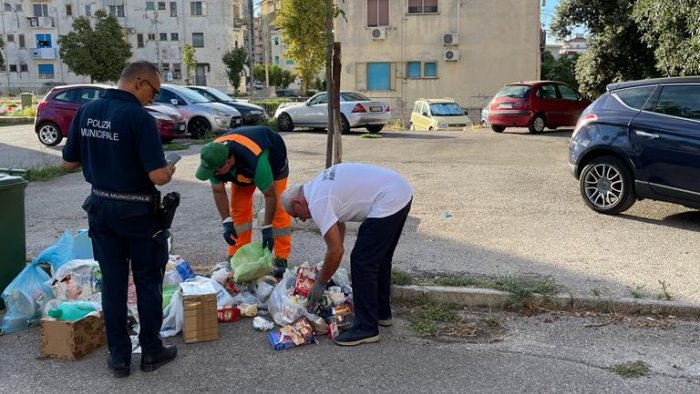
[139,77,160,97]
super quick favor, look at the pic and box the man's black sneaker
[334,329,380,346]
[141,345,177,372]
[272,258,288,279]
[378,318,393,327]
[107,359,130,378]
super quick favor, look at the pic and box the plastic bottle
[175,258,196,281]
[47,301,98,321]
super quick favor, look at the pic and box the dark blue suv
[569,77,700,214]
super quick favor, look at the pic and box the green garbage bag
[162,284,178,309]
[230,242,273,283]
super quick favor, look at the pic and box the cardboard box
[183,293,218,343]
[40,313,106,360]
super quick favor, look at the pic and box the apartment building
[335,0,540,123]
[0,0,246,94]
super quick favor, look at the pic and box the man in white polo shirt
[281,162,413,346]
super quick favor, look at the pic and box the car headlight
[212,108,228,116]
[250,110,262,115]
[438,120,448,128]
[150,112,171,121]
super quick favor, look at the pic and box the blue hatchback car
[569,77,700,214]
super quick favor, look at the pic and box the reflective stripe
[234,221,252,233]
[272,226,292,237]
[216,134,262,155]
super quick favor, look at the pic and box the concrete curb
[0,116,34,125]
[391,285,700,318]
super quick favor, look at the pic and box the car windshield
[495,85,530,98]
[169,86,209,103]
[200,87,234,102]
[430,102,465,116]
[341,92,371,102]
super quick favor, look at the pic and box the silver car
[274,91,391,134]
[154,84,242,139]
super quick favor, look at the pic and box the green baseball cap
[195,142,229,180]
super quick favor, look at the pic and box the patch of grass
[629,285,646,299]
[391,269,413,286]
[613,360,650,378]
[408,303,461,336]
[162,142,189,151]
[492,275,558,305]
[656,280,672,301]
[189,137,215,145]
[591,288,602,297]
[265,118,279,131]
[24,164,78,182]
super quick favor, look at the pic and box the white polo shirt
[303,163,413,236]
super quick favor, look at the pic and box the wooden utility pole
[332,42,342,165]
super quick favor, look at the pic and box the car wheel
[340,115,350,134]
[528,114,546,134]
[189,117,211,139]
[37,122,63,146]
[481,120,487,127]
[579,156,636,214]
[491,125,505,133]
[366,125,383,133]
[409,122,415,131]
[277,113,294,132]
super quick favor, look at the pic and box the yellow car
[409,98,471,131]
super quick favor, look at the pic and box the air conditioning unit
[443,49,460,61]
[442,33,459,45]
[370,27,386,40]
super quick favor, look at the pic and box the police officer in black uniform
[62,61,177,378]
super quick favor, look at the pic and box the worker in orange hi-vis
[195,125,290,278]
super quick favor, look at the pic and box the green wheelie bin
[0,172,28,309]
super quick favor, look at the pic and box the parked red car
[34,84,186,146]
[487,81,591,134]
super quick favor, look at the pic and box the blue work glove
[261,225,274,251]
[222,217,237,246]
[307,280,326,310]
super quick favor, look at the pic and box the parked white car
[274,91,391,133]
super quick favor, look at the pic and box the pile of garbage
[1,230,356,351]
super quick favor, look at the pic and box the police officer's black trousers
[350,199,412,334]
[85,198,168,364]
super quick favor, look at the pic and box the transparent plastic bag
[1,263,54,334]
[268,269,306,325]
[50,259,101,302]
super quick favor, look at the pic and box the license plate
[179,124,185,131]
[235,119,241,124]
[370,106,382,112]
[498,103,513,109]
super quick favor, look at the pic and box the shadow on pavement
[619,210,700,233]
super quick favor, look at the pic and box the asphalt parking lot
[3,124,700,303]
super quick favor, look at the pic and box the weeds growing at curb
[612,360,650,378]
[391,269,413,286]
[629,285,646,299]
[591,288,602,297]
[493,275,558,306]
[163,143,190,151]
[656,280,673,301]
[409,303,461,336]
[433,276,493,287]
[25,164,78,182]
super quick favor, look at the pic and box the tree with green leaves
[253,64,295,88]
[275,0,326,94]
[222,47,247,94]
[182,44,197,85]
[550,0,658,97]
[632,0,700,76]
[541,52,580,90]
[0,37,5,70]
[58,10,132,83]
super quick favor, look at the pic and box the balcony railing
[30,47,58,59]
[27,16,54,28]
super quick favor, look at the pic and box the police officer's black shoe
[272,258,288,279]
[107,358,130,378]
[141,345,177,372]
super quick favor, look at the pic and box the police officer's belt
[92,187,154,203]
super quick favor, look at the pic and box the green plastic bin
[0,173,28,309]
[20,93,33,109]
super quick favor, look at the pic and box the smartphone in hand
[166,153,181,164]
